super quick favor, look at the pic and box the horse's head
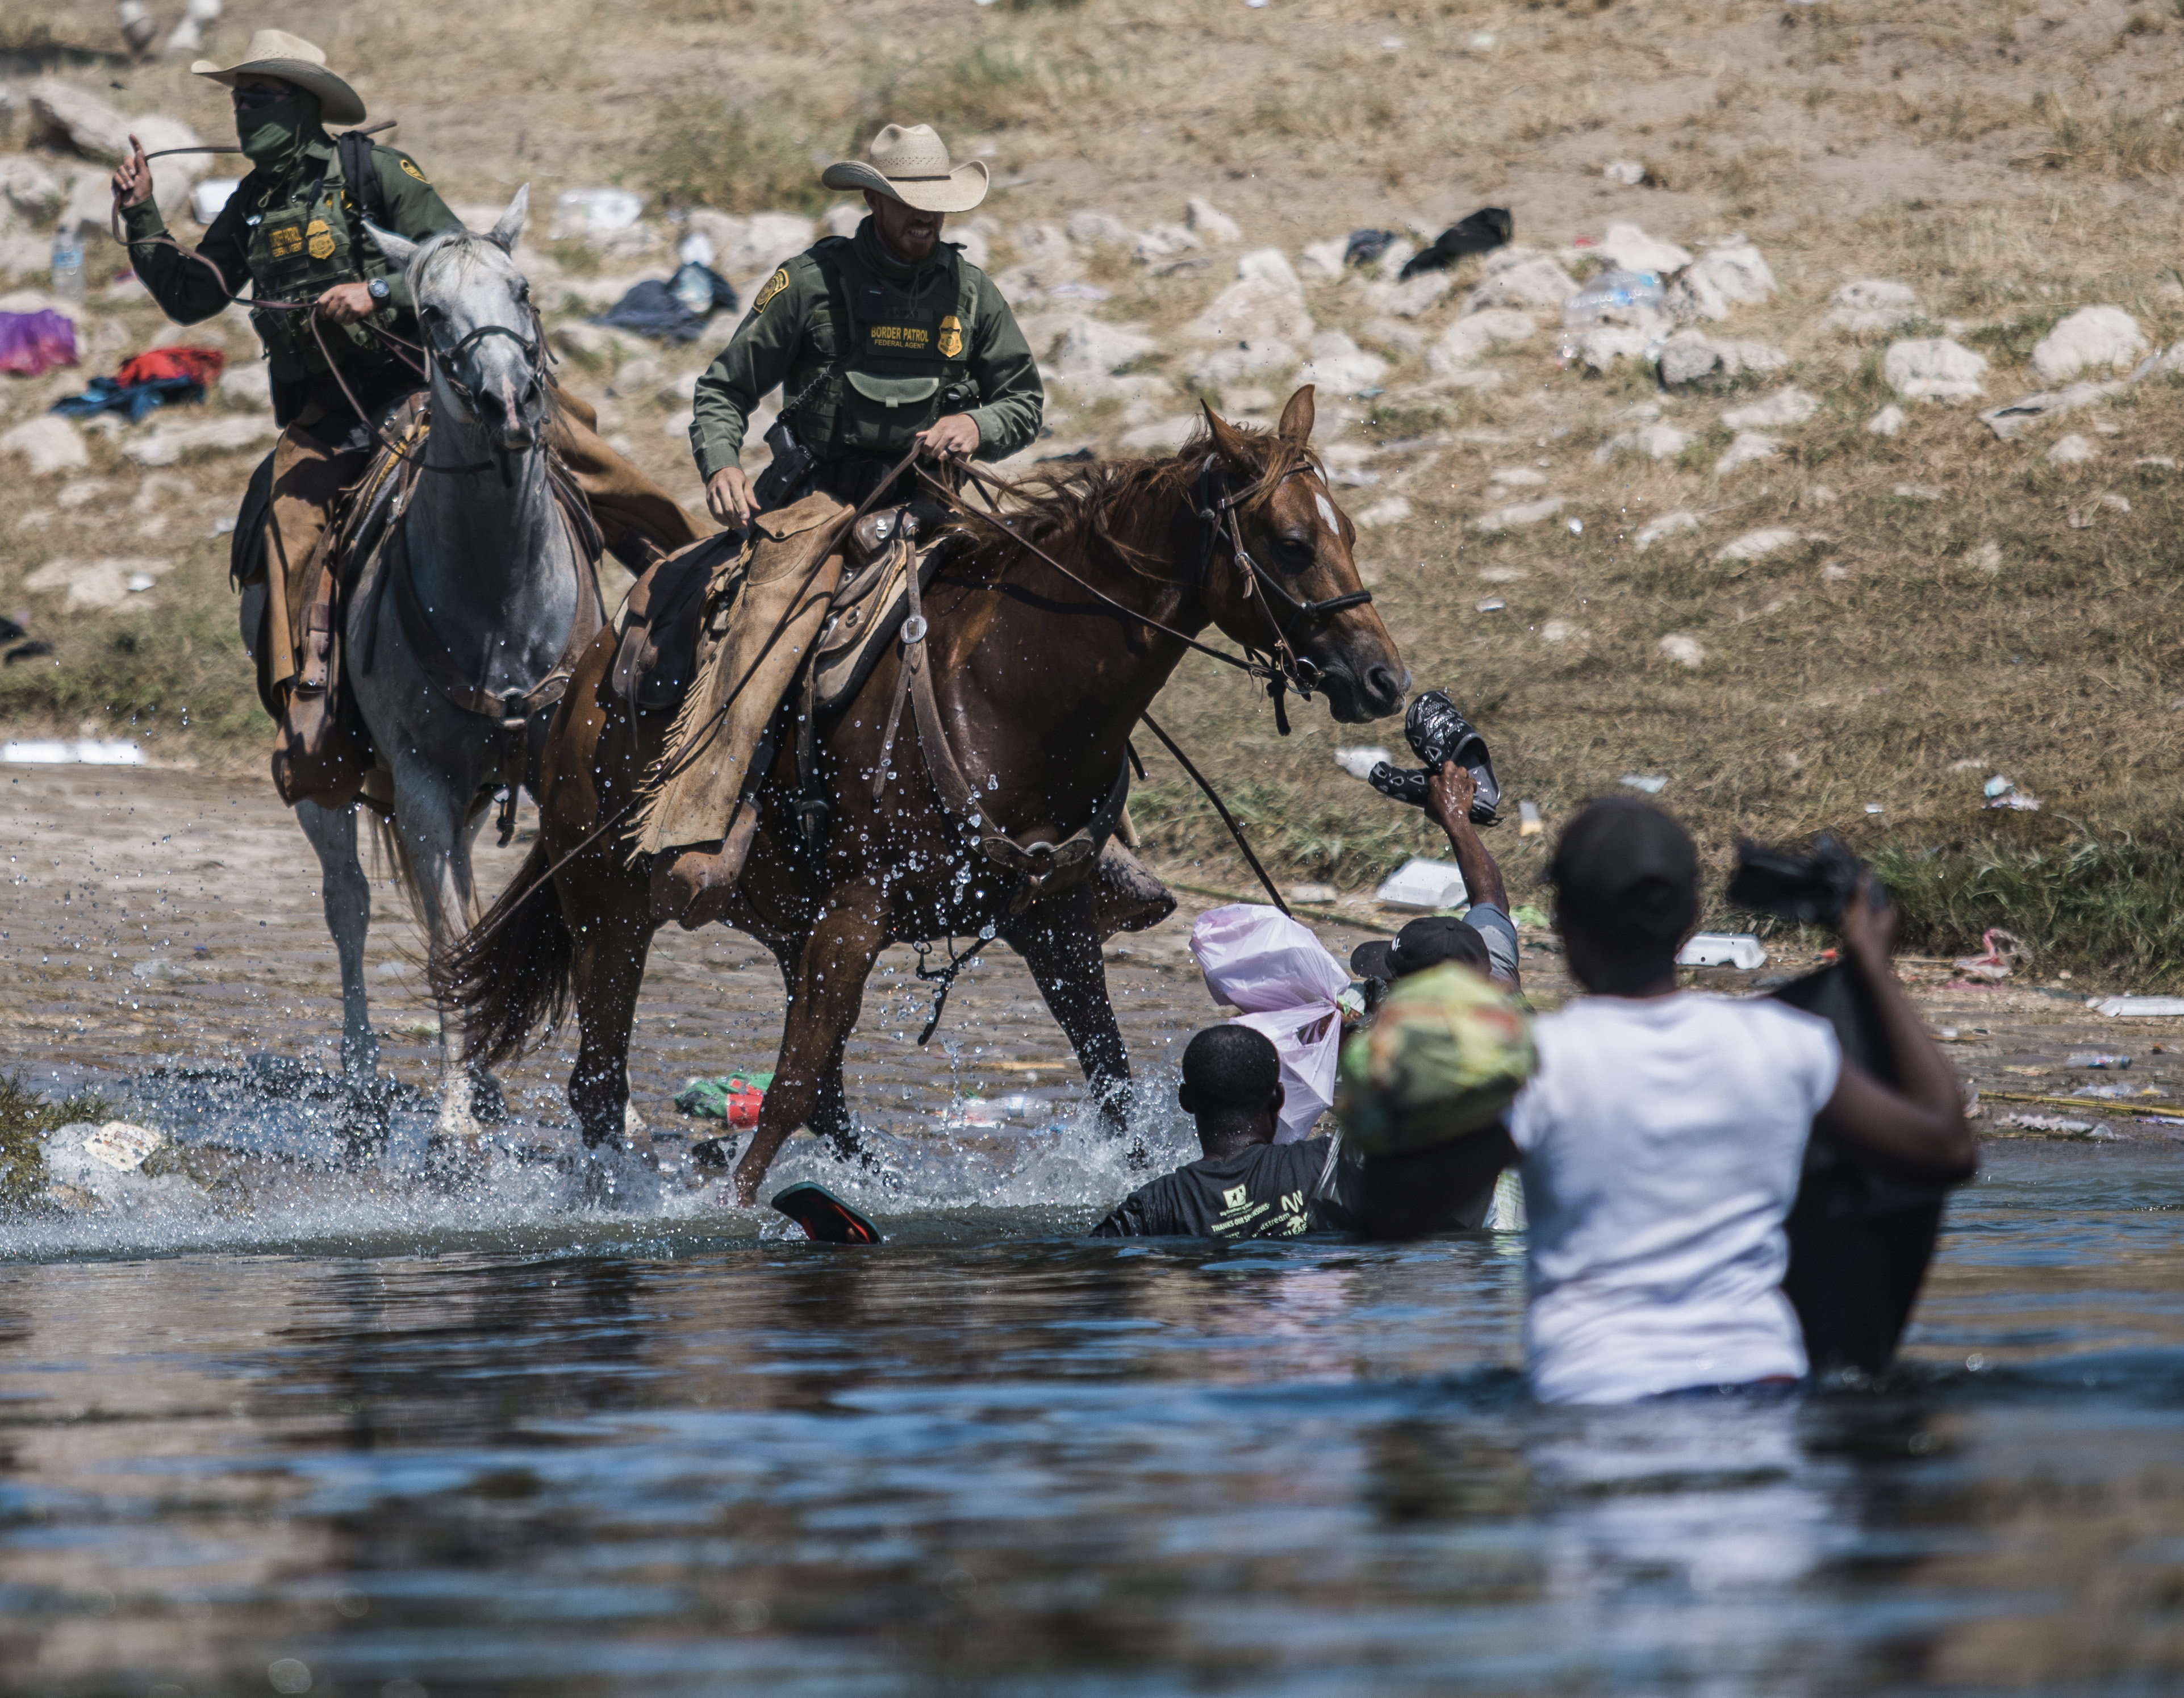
[1191,387,1407,723]
[365,187,546,452]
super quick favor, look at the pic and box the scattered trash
[2070,1083,2139,1100]
[1476,596,1506,613]
[1954,928,2029,983]
[1619,773,1669,794]
[0,309,78,377]
[190,177,240,226]
[3,740,145,765]
[1982,775,2015,798]
[2095,996,2184,1018]
[1510,903,1551,928]
[2068,1053,2132,1070]
[1560,269,1664,328]
[1332,746,1393,781]
[1981,774,2042,811]
[1398,207,1513,281]
[1567,518,1584,535]
[1287,883,1339,906]
[1343,229,1400,269]
[2000,1113,2096,1135]
[1373,858,1470,912]
[1518,800,1542,838]
[592,264,737,344]
[51,345,225,423]
[79,1121,164,1173]
[554,187,644,237]
[1603,160,1647,186]
[675,1070,774,1127]
[1677,933,1769,971]
[1863,803,1884,815]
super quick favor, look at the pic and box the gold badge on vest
[306,218,336,260]
[937,314,964,359]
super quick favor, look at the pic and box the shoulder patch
[397,156,428,183]
[753,267,791,314]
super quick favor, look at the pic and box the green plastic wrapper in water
[1335,963,1535,1157]
[674,1071,775,1121]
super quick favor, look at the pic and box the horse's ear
[1199,398,1251,466]
[487,183,529,253]
[1277,384,1317,445]
[365,220,420,270]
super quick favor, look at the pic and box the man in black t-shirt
[1092,1027,1363,1239]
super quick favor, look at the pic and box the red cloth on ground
[114,346,226,388]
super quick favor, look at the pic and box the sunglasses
[231,85,291,111]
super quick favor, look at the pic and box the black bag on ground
[1743,835,1949,1380]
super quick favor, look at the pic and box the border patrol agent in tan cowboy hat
[690,122,1043,526]
[111,31,700,763]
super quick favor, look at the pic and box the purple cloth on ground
[0,311,79,378]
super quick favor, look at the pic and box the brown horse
[437,387,1406,1204]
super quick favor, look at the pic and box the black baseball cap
[1350,915,1492,982]
[1546,796,1699,945]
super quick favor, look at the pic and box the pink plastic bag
[0,311,79,378]
[1191,904,1351,1142]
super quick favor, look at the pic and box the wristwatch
[366,277,390,303]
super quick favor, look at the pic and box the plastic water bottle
[1560,268,1663,327]
[50,224,83,303]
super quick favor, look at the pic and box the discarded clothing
[0,310,78,378]
[594,263,740,344]
[1344,229,1400,269]
[51,344,228,423]
[1398,207,1514,280]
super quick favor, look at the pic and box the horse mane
[942,418,1321,575]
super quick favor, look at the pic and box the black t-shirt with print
[1091,1137,1363,1239]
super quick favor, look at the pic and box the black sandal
[1368,691,1501,824]
[770,1181,882,1244]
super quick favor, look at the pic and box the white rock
[1677,243,1775,316]
[1715,432,1781,475]
[1188,277,1312,343]
[1050,316,1155,378]
[1867,404,1906,437]
[0,156,65,222]
[1657,632,1707,668]
[0,415,88,475]
[724,211,817,280]
[216,364,269,414]
[1371,272,1455,319]
[1489,466,1548,487]
[1883,338,1987,401]
[1133,223,1201,264]
[1298,330,1388,395]
[28,80,133,161]
[1721,387,1818,431]
[124,414,277,466]
[1972,541,2003,572]
[1236,247,1304,299]
[1573,324,1657,372]
[2047,432,2098,464]
[1186,198,1242,244]
[1067,210,1139,249]
[1826,279,1921,333]
[1603,161,1647,186]
[550,186,644,239]
[1471,495,1566,532]
[1978,381,2125,442]
[22,555,173,610]
[952,216,995,272]
[1430,308,1536,372]
[1657,329,1724,387]
[1635,510,1701,550]
[1594,422,1694,463]
[1465,257,1579,314]
[1715,527,1802,562]
[1298,239,1347,282]
[1189,339,1299,387]
[815,202,861,240]
[2030,306,2148,385]
[1540,617,1585,643]
[1118,414,1201,453]
[1597,222,1691,275]
[1355,497,1413,527]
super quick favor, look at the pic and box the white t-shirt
[1506,992,1842,1405]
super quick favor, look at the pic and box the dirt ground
[5,765,2181,1161]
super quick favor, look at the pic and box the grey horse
[289,185,590,1157]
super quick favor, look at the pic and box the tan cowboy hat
[192,29,366,126]
[821,124,988,215]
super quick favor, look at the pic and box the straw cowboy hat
[821,124,988,215]
[192,29,366,127]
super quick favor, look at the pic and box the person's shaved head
[1177,1025,1284,1156]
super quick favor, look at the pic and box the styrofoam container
[1677,932,1768,970]
[1373,858,1468,912]
[1333,746,1392,781]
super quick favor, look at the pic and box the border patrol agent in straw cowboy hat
[690,122,1043,526]
[112,29,701,800]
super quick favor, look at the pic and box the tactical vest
[241,150,403,384]
[790,237,982,459]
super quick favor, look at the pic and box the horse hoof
[466,1070,510,1127]
[423,1132,487,1190]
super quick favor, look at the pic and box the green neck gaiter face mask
[236,94,321,182]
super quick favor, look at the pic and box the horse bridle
[1187,451,1375,733]
[420,307,550,481]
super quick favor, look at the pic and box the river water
[1,1135,2179,1697]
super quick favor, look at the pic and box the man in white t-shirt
[1346,796,1977,1403]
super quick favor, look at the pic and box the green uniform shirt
[122,132,460,382]
[690,217,1043,481]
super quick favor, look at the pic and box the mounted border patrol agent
[691,122,1043,527]
[112,29,701,757]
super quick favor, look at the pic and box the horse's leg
[1002,880,1133,1133]
[762,931,859,1160]
[294,797,379,1091]
[389,757,491,1150]
[567,859,660,1152]
[732,882,890,1207]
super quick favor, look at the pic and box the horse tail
[428,841,571,1065]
